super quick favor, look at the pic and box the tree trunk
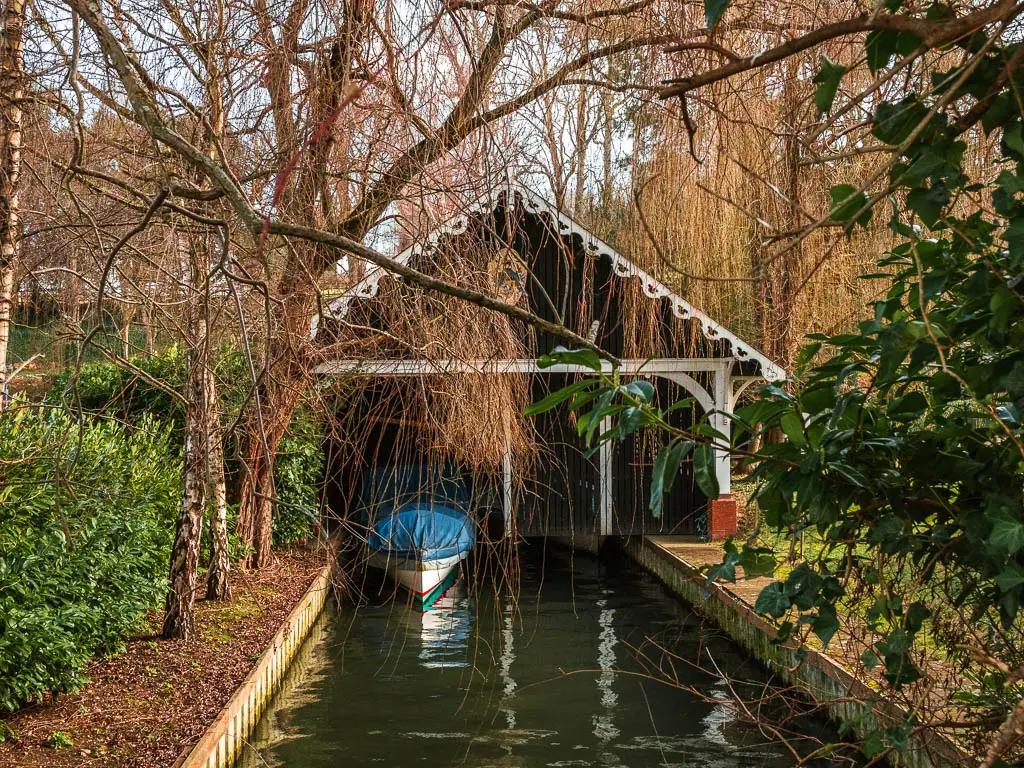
[0,0,26,405]
[205,360,231,600]
[764,60,803,372]
[235,279,312,567]
[143,302,154,354]
[601,73,614,211]
[162,232,208,639]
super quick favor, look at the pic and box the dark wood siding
[328,193,723,539]
[610,378,707,537]
[518,374,600,536]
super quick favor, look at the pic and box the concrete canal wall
[623,536,967,768]
[172,565,333,768]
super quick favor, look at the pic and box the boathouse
[315,182,783,543]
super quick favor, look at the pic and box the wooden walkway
[627,536,967,768]
[645,535,774,605]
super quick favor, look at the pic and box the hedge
[0,408,180,711]
[49,348,324,545]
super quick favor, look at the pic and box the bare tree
[0,0,26,402]
[162,224,211,640]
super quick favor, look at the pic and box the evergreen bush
[0,407,180,711]
[49,349,324,544]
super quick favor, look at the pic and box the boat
[358,463,476,608]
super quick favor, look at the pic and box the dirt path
[0,548,327,768]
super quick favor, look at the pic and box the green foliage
[828,184,872,227]
[49,348,324,544]
[44,731,74,750]
[0,407,180,712]
[273,412,325,546]
[530,347,709,518]
[530,17,1024,751]
[812,57,847,116]
[704,0,730,29]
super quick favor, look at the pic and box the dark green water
[240,546,841,767]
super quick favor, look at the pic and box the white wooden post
[503,438,514,539]
[711,363,731,498]
[599,416,613,537]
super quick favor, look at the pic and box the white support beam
[314,358,737,377]
[728,376,763,412]
[503,439,514,539]
[711,362,732,498]
[599,416,614,537]
[652,372,714,414]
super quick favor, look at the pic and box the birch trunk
[205,360,231,600]
[0,0,26,404]
[601,60,614,211]
[573,87,588,213]
[162,232,208,639]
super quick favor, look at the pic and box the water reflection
[416,585,472,670]
[240,547,844,767]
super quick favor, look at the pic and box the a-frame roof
[319,182,785,381]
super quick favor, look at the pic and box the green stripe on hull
[415,568,460,611]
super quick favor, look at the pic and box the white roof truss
[317,181,785,381]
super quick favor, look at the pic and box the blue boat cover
[360,464,476,562]
[369,503,475,561]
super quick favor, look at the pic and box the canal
[239,545,845,767]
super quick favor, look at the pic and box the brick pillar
[709,495,738,540]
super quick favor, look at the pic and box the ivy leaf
[754,582,790,619]
[704,0,731,28]
[812,57,847,116]
[829,184,871,226]
[905,602,930,634]
[866,29,922,75]
[906,184,950,228]
[873,98,930,146]
[869,515,906,551]
[989,509,1024,554]
[813,604,841,647]
[693,442,720,499]
[784,563,824,610]
[1003,120,1024,160]
[862,730,887,758]
[739,545,777,579]
[996,564,1024,592]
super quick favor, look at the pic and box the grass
[7,320,160,367]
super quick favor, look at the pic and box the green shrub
[49,349,324,543]
[0,407,180,712]
[50,346,188,426]
[274,413,325,545]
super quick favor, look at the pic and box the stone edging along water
[172,564,334,768]
[622,537,967,768]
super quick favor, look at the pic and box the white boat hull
[368,550,469,599]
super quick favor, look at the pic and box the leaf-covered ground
[0,547,326,768]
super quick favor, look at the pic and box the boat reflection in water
[395,581,472,670]
[240,547,846,768]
